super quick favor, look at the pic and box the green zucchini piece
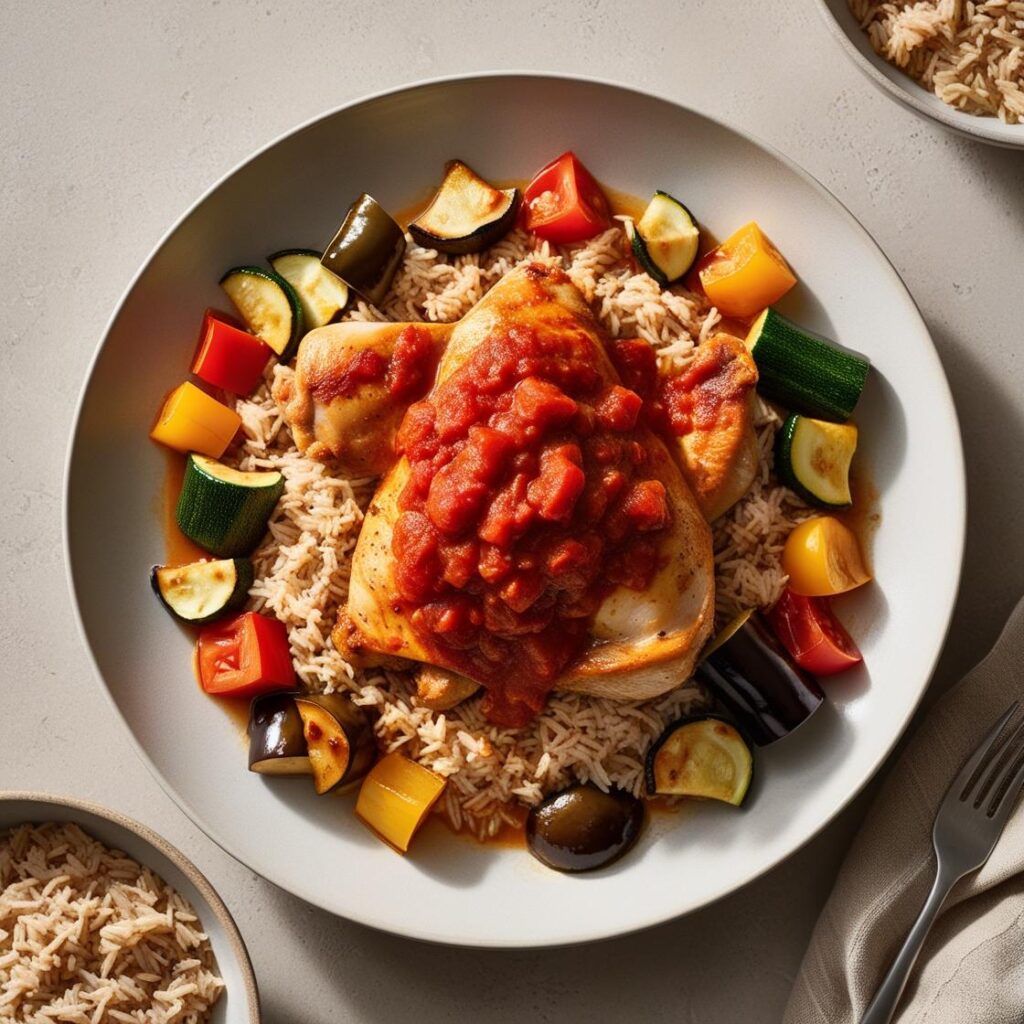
[269,249,349,329]
[644,716,752,806]
[175,454,284,557]
[151,557,253,625]
[630,191,699,285]
[294,694,376,794]
[248,692,312,776]
[409,160,520,255]
[221,266,304,362]
[321,194,406,307]
[745,308,870,422]
[777,414,857,508]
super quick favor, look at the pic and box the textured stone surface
[2,1,1022,1020]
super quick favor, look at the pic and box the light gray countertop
[3,1,1022,1020]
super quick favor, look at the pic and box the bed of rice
[851,0,1024,122]
[0,823,223,1024]
[230,225,809,838]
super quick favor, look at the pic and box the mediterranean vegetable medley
[150,151,875,872]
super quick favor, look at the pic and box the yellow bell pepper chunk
[698,222,797,318]
[356,752,446,853]
[782,516,871,597]
[150,382,241,458]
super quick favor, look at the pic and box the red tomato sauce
[391,320,672,727]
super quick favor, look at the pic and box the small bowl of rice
[0,793,259,1024]
[816,0,1024,147]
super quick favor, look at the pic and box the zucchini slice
[409,160,520,255]
[777,414,857,508]
[294,694,376,794]
[175,454,284,558]
[151,557,253,625]
[221,266,304,362]
[321,194,406,307]
[269,249,349,329]
[630,191,700,285]
[745,308,870,422]
[248,692,313,776]
[645,716,753,806]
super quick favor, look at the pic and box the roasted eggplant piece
[248,693,312,776]
[321,194,405,307]
[409,160,519,255]
[697,610,824,746]
[526,784,643,873]
[645,716,752,805]
[294,693,376,794]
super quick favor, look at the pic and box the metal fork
[861,701,1024,1024]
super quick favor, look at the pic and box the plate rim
[0,789,261,1021]
[62,70,966,947]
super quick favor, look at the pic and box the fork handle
[860,863,960,1024]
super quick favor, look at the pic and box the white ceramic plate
[65,74,964,947]
[815,0,1024,149]
[0,792,259,1023]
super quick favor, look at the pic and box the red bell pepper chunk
[196,611,296,698]
[767,588,863,677]
[522,151,611,244]
[191,309,271,395]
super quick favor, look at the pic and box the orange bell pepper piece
[150,381,241,458]
[698,222,797,318]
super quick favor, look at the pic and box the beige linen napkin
[785,595,1024,1024]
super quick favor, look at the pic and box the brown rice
[230,226,808,839]
[0,823,223,1024]
[851,0,1024,123]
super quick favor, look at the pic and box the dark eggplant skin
[248,693,311,775]
[321,194,405,307]
[527,784,644,873]
[697,612,824,747]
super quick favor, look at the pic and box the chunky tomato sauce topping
[391,324,671,727]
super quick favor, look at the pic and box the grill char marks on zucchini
[151,557,253,625]
[409,160,519,255]
[644,716,752,805]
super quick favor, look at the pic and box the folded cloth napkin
[785,595,1024,1024]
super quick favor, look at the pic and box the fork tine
[956,702,1020,803]
[973,712,1024,808]
[987,727,1024,818]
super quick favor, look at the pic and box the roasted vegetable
[248,692,312,775]
[321,194,405,307]
[175,454,284,558]
[191,310,271,395]
[269,249,349,329]
[698,222,797,318]
[409,160,519,255]
[645,716,753,805]
[220,266,304,363]
[521,151,611,244]
[777,415,857,509]
[355,752,446,853]
[150,382,241,458]
[781,516,871,597]
[745,309,870,422]
[294,693,375,794]
[196,611,296,699]
[768,588,863,676]
[151,557,253,625]
[696,610,824,746]
[630,191,699,285]
[526,784,643,873]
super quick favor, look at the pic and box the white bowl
[816,0,1024,148]
[0,792,259,1023]
[65,73,965,947]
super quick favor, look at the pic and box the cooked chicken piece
[329,263,716,705]
[416,665,481,711]
[274,321,452,478]
[665,333,760,522]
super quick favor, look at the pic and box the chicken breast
[328,263,715,707]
